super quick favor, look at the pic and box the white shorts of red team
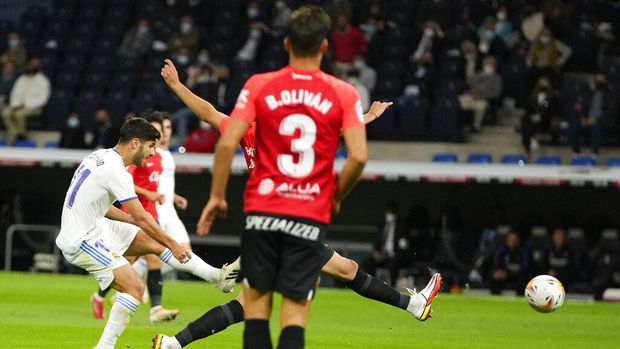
[60,217,139,290]
[159,213,190,244]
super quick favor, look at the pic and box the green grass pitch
[1,272,618,348]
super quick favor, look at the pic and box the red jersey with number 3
[230,65,364,224]
[123,152,162,220]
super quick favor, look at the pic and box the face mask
[497,11,507,20]
[424,27,435,37]
[180,22,192,33]
[483,65,495,74]
[353,59,365,68]
[361,24,377,38]
[250,29,262,40]
[275,1,286,10]
[248,8,260,19]
[8,39,19,48]
[484,30,495,39]
[540,36,551,44]
[176,55,189,65]
[67,118,80,128]
[137,25,149,34]
[197,55,209,65]
[196,74,211,84]
[26,67,39,75]
[596,82,607,90]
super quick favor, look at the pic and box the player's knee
[342,259,359,281]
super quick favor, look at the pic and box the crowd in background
[0,0,618,157]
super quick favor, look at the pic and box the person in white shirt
[56,117,238,349]
[1,57,50,143]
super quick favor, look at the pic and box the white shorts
[159,213,190,244]
[61,218,139,290]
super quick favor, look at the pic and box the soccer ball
[524,275,565,313]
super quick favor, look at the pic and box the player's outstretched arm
[121,199,190,262]
[134,184,165,204]
[105,206,135,225]
[161,59,228,132]
[334,127,368,213]
[363,101,393,124]
[196,118,250,235]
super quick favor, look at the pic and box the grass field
[0,272,618,348]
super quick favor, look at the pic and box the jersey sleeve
[230,75,259,125]
[337,83,365,130]
[107,166,138,203]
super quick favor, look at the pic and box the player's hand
[170,242,191,264]
[161,59,181,89]
[174,194,188,210]
[196,198,228,236]
[363,101,393,124]
[146,191,165,204]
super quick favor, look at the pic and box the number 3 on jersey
[277,114,316,178]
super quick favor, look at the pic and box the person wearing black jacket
[521,77,561,155]
[540,227,579,290]
[489,230,532,295]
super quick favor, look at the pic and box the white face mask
[483,65,495,74]
[424,27,435,37]
[497,11,507,20]
[180,22,192,33]
[176,55,189,65]
[198,55,209,65]
[540,36,551,44]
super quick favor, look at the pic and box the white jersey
[56,149,137,253]
[156,148,176,219]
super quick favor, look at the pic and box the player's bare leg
[142,254,180,322]
[90,255,143,320]
[126,230,239,292]
[243,286,273,349]
[278,297,310,349]
[94,264,144,349]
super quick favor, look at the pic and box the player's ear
[319,39,328,54]
[283,37,291,53]
[130,138,140,150]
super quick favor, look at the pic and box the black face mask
[538,86,549,92]
[595,82,607,90]
[26,68,39,75]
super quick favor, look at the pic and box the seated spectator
[540,227,579,290]
[526,28,572,84]
[568,73,617,158]
[183,121,219,153]
[172,47,193,71]
[89,108,118,149]
[404,51,437,99]
[345,68,370,111]
[476,17,507,65]
[410,21,444,65]
[1,32,27,71]
[493,6,516,46]
[117,19,154,58]
[331,13,368,78]
[271,0,292,35]
[1,57,50,144]
[0,58,18,108]
[363,201,409,286]
[591,231,620,300]
[458,55,502,132]
[59,111,86,149]
[235,21,268,63]
[461,40,479,81]
[521,77,561,155]
[351,54,376,93]
[359,1,383,42]
[168,15,201,56]
[489,230,531,295]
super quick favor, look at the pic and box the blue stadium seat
[44,89,73,130]
[607,158,620,167]
[501,155,528,165]
[467,153,493,164]
[54,70,80,89]
[432,153,458,163]
[44,141,59,148]
[0,139,7,147]
[82,71,109,88]
[535,155,562,165]
[14,140,37,148]
[58,54,86,72]
[74,89,104,129]
[571,156,596,167]
[397,95,429,140]
[429,97,461,141]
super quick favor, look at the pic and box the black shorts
[319,243,336,267]
[240,212,327,301]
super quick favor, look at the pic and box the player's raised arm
[161,59,228,132]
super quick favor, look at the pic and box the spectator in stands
[351,54,376,93]
[59,111,86,149]
[363,201,407,286]
[183,120,219,153]
[461,40,479,81]
[526,28,572,84]
[489,230,531,295]
[540,227,579,290]
[117,19,154,58]
[89,107,118,149]
[0,58,18,108]
[331,13,368,78]
[1,57,50,144]
[476,17,507,65]
[168,15,201,56]
[458,55,502,132]
[591,230,620,300]
[359,1,383,41]
[324,0,351,21]
[173,47,193,71]
[235,21,268,63]
[271,0,292,35]
[417,0,451,29]
[493,6,516,47]
[1,32,27,71]
[405,51,436,100]
[568,73,617,158]
[521,77,561,155]
[345,68,370,111]
[410,21,444,65]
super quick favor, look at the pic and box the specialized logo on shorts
[258,178,275,195]
[245,215,321,241]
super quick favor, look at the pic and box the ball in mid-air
[524,275,565,313]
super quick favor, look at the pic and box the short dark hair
[140,110,164,128]
[118,117,161,143]
[153,110,171,122]
[286,5,331,57]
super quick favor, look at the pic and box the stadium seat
[397,95,429,140]
[44,141,59,148]
[467,153,492,164]
[44,89,73,130]
[528,226,549,264]
[535,155,562,166]
[429,97,461,141]
[432,153,458,163]
[14,140,37,148]
[0,139,7,147]
[500,155,527,165]
[571,156,596,167]
[607,158,620,167]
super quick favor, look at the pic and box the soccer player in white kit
[56,117,237,349]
